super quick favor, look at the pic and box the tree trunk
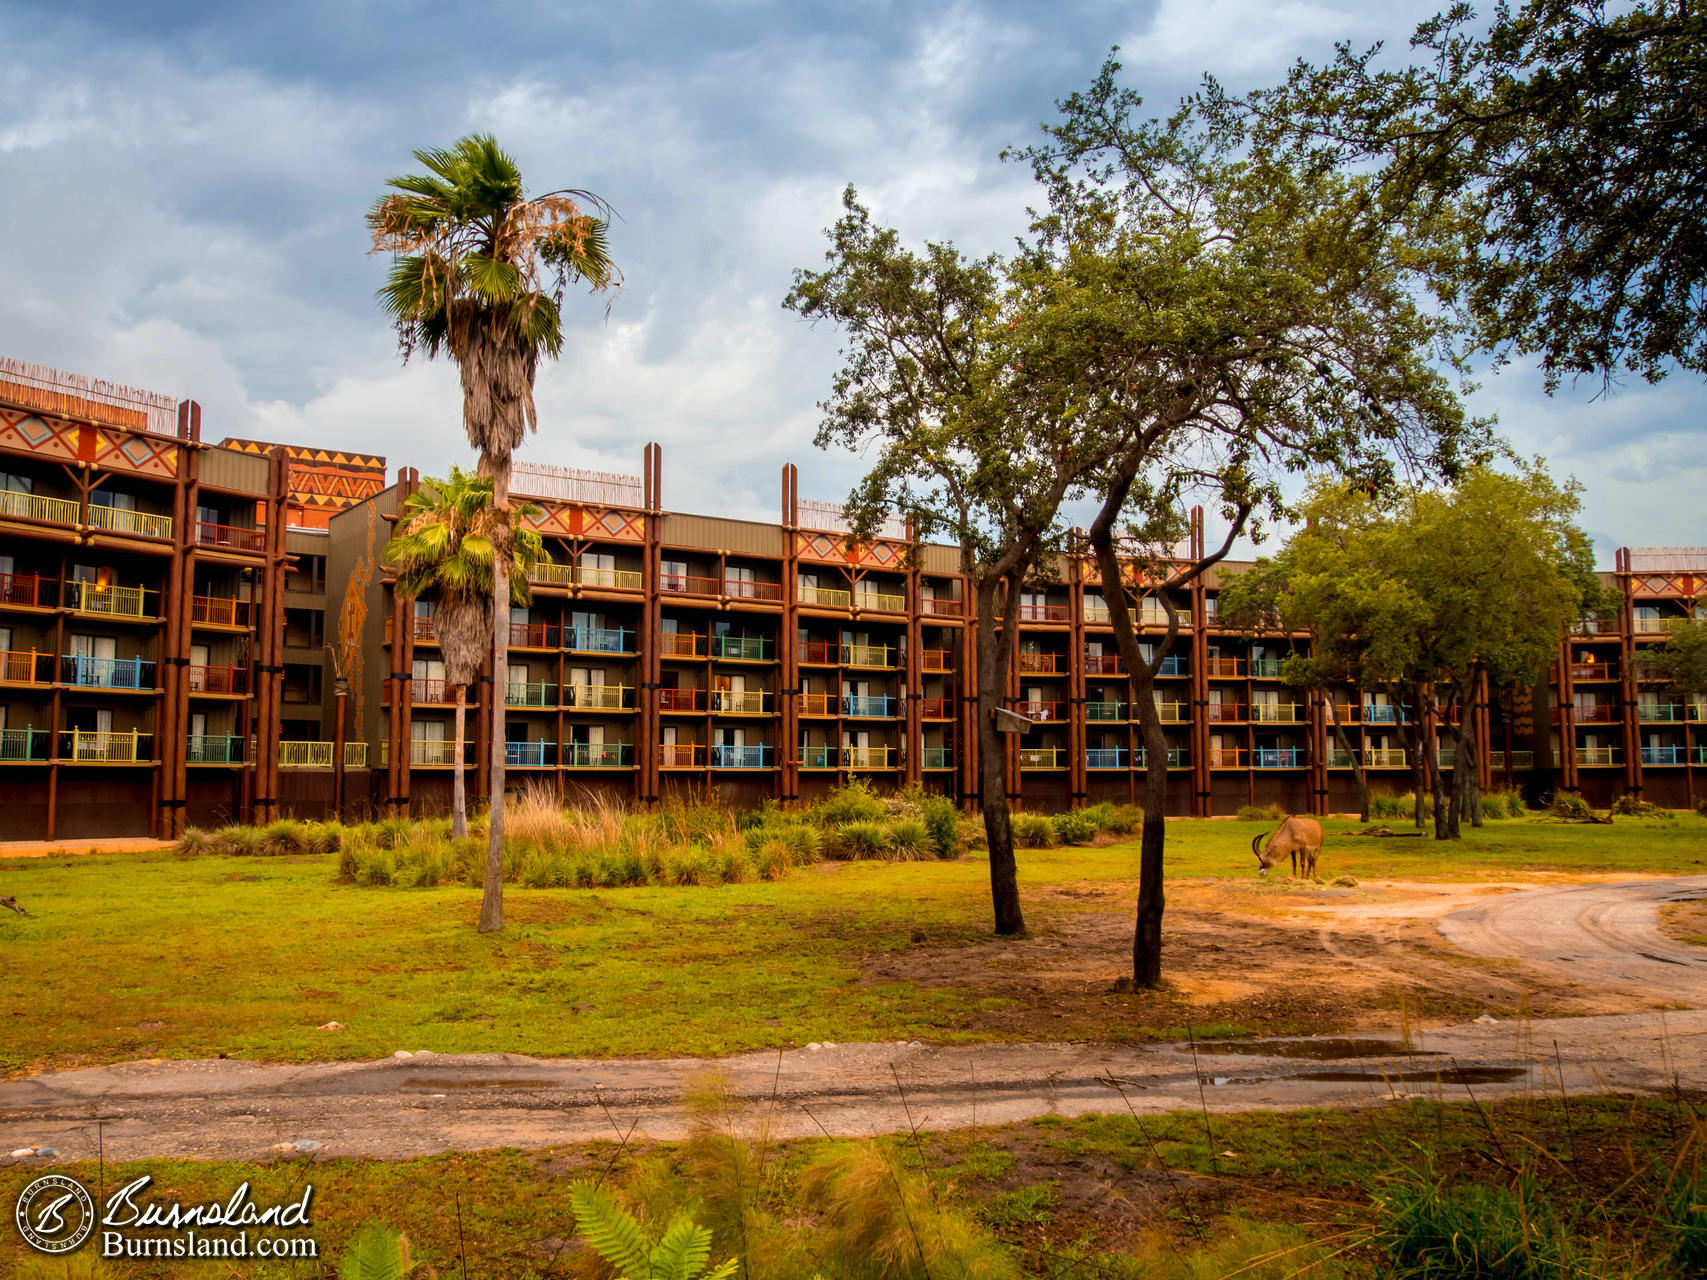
[1462,686,1483,829]
[1329,714,1368,822]
[976,572,1025,936]
[478,458,511,934]
[1426,715,1452,841]
[451,685,468,840]
[1129,664,1170,989]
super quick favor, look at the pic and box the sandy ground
[0,838,172,859]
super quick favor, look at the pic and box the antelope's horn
[1252,831,1270,856]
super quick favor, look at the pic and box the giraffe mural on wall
[337,513,377,730]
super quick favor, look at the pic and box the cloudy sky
[2,0,1701,564]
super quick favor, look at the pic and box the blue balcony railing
[1362,704,1408,724]
[62,655,154,689]
[564,626,634,654]
[1254,747,1306,768]
[1086,748,1127,769]
[505,741,557,767]
[842,694,896,718]
[711,744,771,768]
[1640,745,1686,765]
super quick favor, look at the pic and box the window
[90,489,136,510]
[662,559,688,590]
[580,551,616,586]
[0,473,33,494]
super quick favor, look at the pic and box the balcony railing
[1083,654,1125,676]
[65,580,153,619]
[660,743,705,767]
[1018,651,1063,674]
[798,584,852,609]
[660,687,706,711]
[1641,746,1687,766]
[413,678,456,703]
[1362,704,1407,724]
[1572,704,1621,723]
[0,728,50,761]
[509,622,559,648]
[854,590,906,612]
[1573,617,1619,635]
[1248,658,1284,679]
[280,740,334,769]
[528,562,577,588]
[1016,602,1068,622]
[62,655,154,689]
[1016,700,1061,721]
[797,744,836,769]
[844,746,895,769]
[1204,657,1245,677]
[566,683,632,710]
[0,572,54,608]
[186,734,244,764]
[0,488,80,526]
[1155,702,1189,723]
[186,664,247,694]
[565,742,632,768]
[1575,746,1621,767]
[1204,702,1247,723]
[1632,616,1671,634]
[86,504,172,539]
[919,648,952,671]
[1086,748,1127,769]
[1487,750,1535,770]
[345,742,368,768]
[1086,700,1126,721]
[1205,747,1246,767]
[505,741,556,767]
[0,649,51,684]
[660,572,723,597]
[576,565,644,590]
[506,681,558,708]
[193,521,266,553]
[800,640,838,665]
[921,697,952,718]
[713,635,771,661]
[1632,663,1667,683]
[841,642,893,668]
[1696,747,1707,765]
[1083,603,1110,624]
[920,597,962,616]
[725,578,783,602]
[660,632,705,658]
[1136,747,1189,768]
[566,625,633,653]
[921,747,953,769]
[712,689,770,714]
[1252,703,1304,723]
[1636,703,1685,722]
[843,694,896,718]
[401,740,469,766]
[60,730,150,763]
[1019,747,1064,769]
[1253,747,1306,768]
[710,744,771,768]
[799,692,836,715]
[1570,662,1617,680]
[191,595,253,629]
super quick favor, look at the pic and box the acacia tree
[1229,0,1707,392]
[369,135,616,932]
[784,190,1105,937]
[385,468,546,839]
[1655,612,1707,699]
[999,59,1485,984]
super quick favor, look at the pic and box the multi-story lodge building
[2,359,1703,839]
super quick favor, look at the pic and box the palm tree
[385,468,545,840]
[369,135,617,932]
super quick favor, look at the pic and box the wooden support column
[960,573,978,810]
[1619,550,1640,797]
[903,520,922,789]
[1066,542,1085,807]
[779,463,800,801]
[1189,567,1211,817]
[1557,639,1578,791]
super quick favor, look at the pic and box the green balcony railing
[713,635,771,661]
[921,747,953,770]
[1249,658,1284,679]
[797,745,837,769]
[564,741,632,768]
[0,728,50,761]
[506,681,559,708]
[186,734,243,764]
[1085,701,1126,720]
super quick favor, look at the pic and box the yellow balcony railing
[529,562,576,586]
[843,746,894,769]
[1365,747,1408,767]
[0,489,80,525]
[843,643,894,668]
[1154,702,1189,723]
[408,740,463,766]
[799,584,852,608]
[713,689,771,714]
[64,580,152,619]
[279,741,334,769]
[1019,747,1065,769]
[1575,746,1621,767]
[61,730,151,763]
[1251,703,1305,723]
[575,565,643,590]
[344,742,368,768]
[565,683,631,710]
[86,504,173,539]
[854,590,905,612]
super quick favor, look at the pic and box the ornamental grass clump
[886,818,932,860]
[1011,813,1057,848]
[834,821,889,860]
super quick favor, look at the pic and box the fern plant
[339,1224,415,1280]
[570,1180,738,1280]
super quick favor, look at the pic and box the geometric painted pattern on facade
[0,409,80,462]
[794,529,911,567]
[90,425,179,478]
[525,502,645,542]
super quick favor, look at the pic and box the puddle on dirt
[1180,1038,1439,1060]
[1295,1066,1527,1085]
[400,1077,560,1091]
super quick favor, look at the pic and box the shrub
[1103,804,1143,835]
[1611,794,1671,818]
[918,794,962,859]
[1051,811,1099,845]
[1549,791,1592,820]
[779,822,823,865]
[814,780,886,828]
[835,821,889,859]
[887,819,932,860]
[174,827,212,856]
[1363,1166,1571,1280]
[260,819,311,856]
[210,824,263,857]
[1371,791,1432,820]
[754,838,794,881]
[1236,802,1286,822]
[1011,813,1057,848]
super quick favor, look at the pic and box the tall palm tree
[369,135,617,932]
[385,468,545,840]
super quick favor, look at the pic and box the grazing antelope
[1252,816,1325,879]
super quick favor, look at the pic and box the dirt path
[1439,875,1707,1004]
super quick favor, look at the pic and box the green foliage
[1236,803,1286,822]
[1655,617,1707,698]
[814,780,886,828]
[886,819,933,860]
[835,821,889,860]
[339,1223,415,1280]
[1050,811,1099,845]
[1100,804,1143,836]
[1481,790,1528,820]
[1371,791,1429,821]
[1011,814,1057,849]
[917,793,963,859]
[1145,1219,1354,1280]
[569,1180,737,1280]
[1611,795,1672,819]
[1362,1165,1577,1280]
[1549,792,1593,821]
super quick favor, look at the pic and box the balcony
[725,578,783,602]
[660,632,706,658]
[186,734,244,764]
[1205,747,1246,767]
[280,741,335,769]
[919,648,952,672]
[797,745,837,769]
[799,641,838,665]
[660,572,722,597]
[0,649,51,684]
[1632,663,1667,683]
[1204,702,1247,723]
[1636,703,1685,722]
[505,741,557,767]
[921,697,953,719]
[506,681,558,708]
[660,688,706,712]
[1017,651,1063,674]
[566,683,632,710]
[714,635,772,662]
[1573,617,1619,636]
[60,729,151,763]
[1086,748,1127,769]
[565,742,632,768]
[1083,603,1110,624]
[843,694,896,718]
[191,595,253,629]
[853,590,906,612]
[65,580,154,620]
[0,728,50,761]
[1488,751,1535,770]
[1252,703,1304,724]
[921,747,953,770]
[344,742,368,768]
[1086,700,1126,721]
[920,597,962,616]
[193,521,266,553]
[1641,745,1687,766]
[413,678,457,704]
[1249,658,1284,679]
[1017,602,1068,622]
[1362,704,1407,724]
[1329,748,1409,767]
[660,743,705,768]
[0,572,55,608]
[0,488,79,526]
[799,584,852,609]
[841,642,893,668]
[1016,700,1062,722]
[1204,657,1245,678]
[1155,702,1189,724]
[711,744,771,769]
[844,746,895,769]
[574,565,645,591]
[1253,747,1306,768]
[1569,662,1617,681]
[1575,746,1621,767]
[187,664,247,695]
[509,621,559,648]
[62,655,155,690]
[405,740,469,767]
[712,689,771,714]
[566,624,634,653]
[799,692,837,716]
[1136,746,1189,768]
[1633,615,1671,634]
[1572,704,1620,723]
[86,504,172,539]
[1083,653,1125,676]
[1019,747,1064,770]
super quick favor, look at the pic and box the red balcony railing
[509,621,559,648]
[186,664,247,695]
[1204,702,1248,722]
[920,597,963,615]
[800,640,839,665]
[414,678,458,703]
[1016,700,1062,721]
[194,521,266,553]
[1571,704,1621,723]
[0,572,54,608]
[660,572,722,597]
[921,697,953,718]
[1017,602,1069,622]
[723,578,783,601]
[191,595,253,628]
[659,687,706,711]
[1082,653,1124,676]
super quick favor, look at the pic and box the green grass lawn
[1,816,1702,1075]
